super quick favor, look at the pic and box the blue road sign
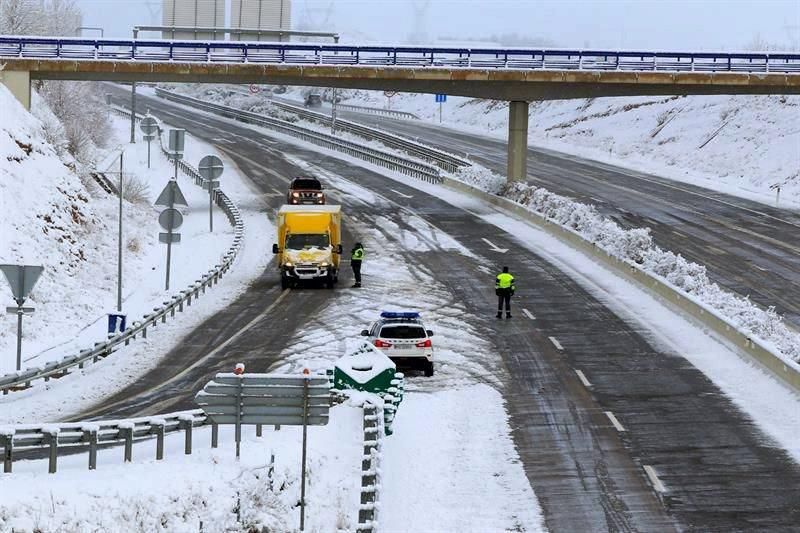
[435,94,447,103]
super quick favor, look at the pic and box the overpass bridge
[2,36,799,180]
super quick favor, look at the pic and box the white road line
[549,336,564,350]
[643,465,666,493]
[605,411,626,432]
[753,264,769,272]
[390,189,414,199]
[575,369,592,388]
[481,238,509,253]
[522,308,535,320]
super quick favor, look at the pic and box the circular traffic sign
[249,84,261,94]
[384,91,398,98]
[139,116,159,136]
[198,155,224,180]
[158,208,184,231]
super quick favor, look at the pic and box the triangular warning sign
[154,180,188,208]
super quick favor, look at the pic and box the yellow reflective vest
[496,272,515,290]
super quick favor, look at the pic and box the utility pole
[117,151,124,312]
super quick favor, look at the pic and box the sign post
[139,114,159,169]
[383,90,397,109]
[195,368,330,531]
[435,93,447,123]
[0,265,44,370]
[155,181,188,291]
[198,155,224,233]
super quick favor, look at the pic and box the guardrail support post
[181,418,193,455]
[507,100,529,183]
[122,426,133,462]
[83,428,98,470]
[154,421,165,460]
[256,423,262,437]
[2,433,13,473]
[46,430,58,474]
[211,423,219,448]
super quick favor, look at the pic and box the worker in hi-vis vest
[495,266,515,318]
[351,242,365,288]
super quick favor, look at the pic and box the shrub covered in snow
[457,167,800,364]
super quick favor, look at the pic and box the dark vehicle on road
[304,93,323,108]
[287,176,326,205]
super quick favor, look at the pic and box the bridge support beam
[0,70,32,110]
[507,100,529,182]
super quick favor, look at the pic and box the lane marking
[605,411,626,432]
[549,336,563,350]
[575,369,592,388]
[753,264,769,272]
[481,238,508,253]
[522,308,535,320]
[77,289,291,419]
[390,189,414,199]
[643,465,666,493]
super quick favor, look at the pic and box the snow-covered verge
[0,85,156,373]
[452,166,800,365]
[0,405,363,532]
[337,89,800,207]
[0,115,273,424]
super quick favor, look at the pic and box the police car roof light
[380,311,420,320]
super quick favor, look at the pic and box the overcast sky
[75,0,800,50]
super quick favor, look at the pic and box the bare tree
[0,0,81,35]
[0,0,42,34]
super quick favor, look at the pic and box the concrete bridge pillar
[0,70,32,110]
[507,100,529,182]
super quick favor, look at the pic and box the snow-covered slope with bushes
[0,85,155,372]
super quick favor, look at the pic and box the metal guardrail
[256,97,468,173]
[154,88,443,183]
[357,402,383,533]
[1,36,799,73]
[1,410,208,473]
[332,101,419,121]
[0,109,245,395]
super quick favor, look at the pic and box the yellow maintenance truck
[272,205,343,289]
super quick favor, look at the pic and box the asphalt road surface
[337,110,800,328]
[77,88,800,532]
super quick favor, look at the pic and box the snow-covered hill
[0,85,155,372]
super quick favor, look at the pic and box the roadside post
[105,93,112,117]
[139,114,159,169]
[195,366,331,531]
[155,181,188,291]
[770,184,781,207]
[331,87,338,134]
[384,90,397,110]
[0,265,44,371]
[117,150,124,312]
[198,155,224,233]
[168,129,186,180]
[435,93,447,123]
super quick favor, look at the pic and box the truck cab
[272,205,342,289]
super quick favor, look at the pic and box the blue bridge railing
[1,36,799,74]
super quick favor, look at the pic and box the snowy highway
[336,110,800,328]
[69,87,800,531]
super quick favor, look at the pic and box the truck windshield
[286,234,329,250]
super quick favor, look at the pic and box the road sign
[155,180,188,208]
[198,155,224,180]
[168,129,185,159]
[196,370,330,530]
[158,208,184,231]
[0,265,44,304]
[202,180,221,191]
[384,91,398,98]
[435,93,447,103]
[159,232,181,244]
[139,116,158,136]
[6,306,34,314]
[249,84,261,94]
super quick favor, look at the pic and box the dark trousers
[497,290,512,312]
[351,260,362,284]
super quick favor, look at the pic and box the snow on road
[0,405,363,532]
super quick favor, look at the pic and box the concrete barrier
[442,178,800,393]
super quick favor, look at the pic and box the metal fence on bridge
[1,36,799,73]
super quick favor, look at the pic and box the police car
[361,311,435,376]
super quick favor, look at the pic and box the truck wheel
[281,275,290,290]
[424,361,434,377]
[325,273,335,289]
